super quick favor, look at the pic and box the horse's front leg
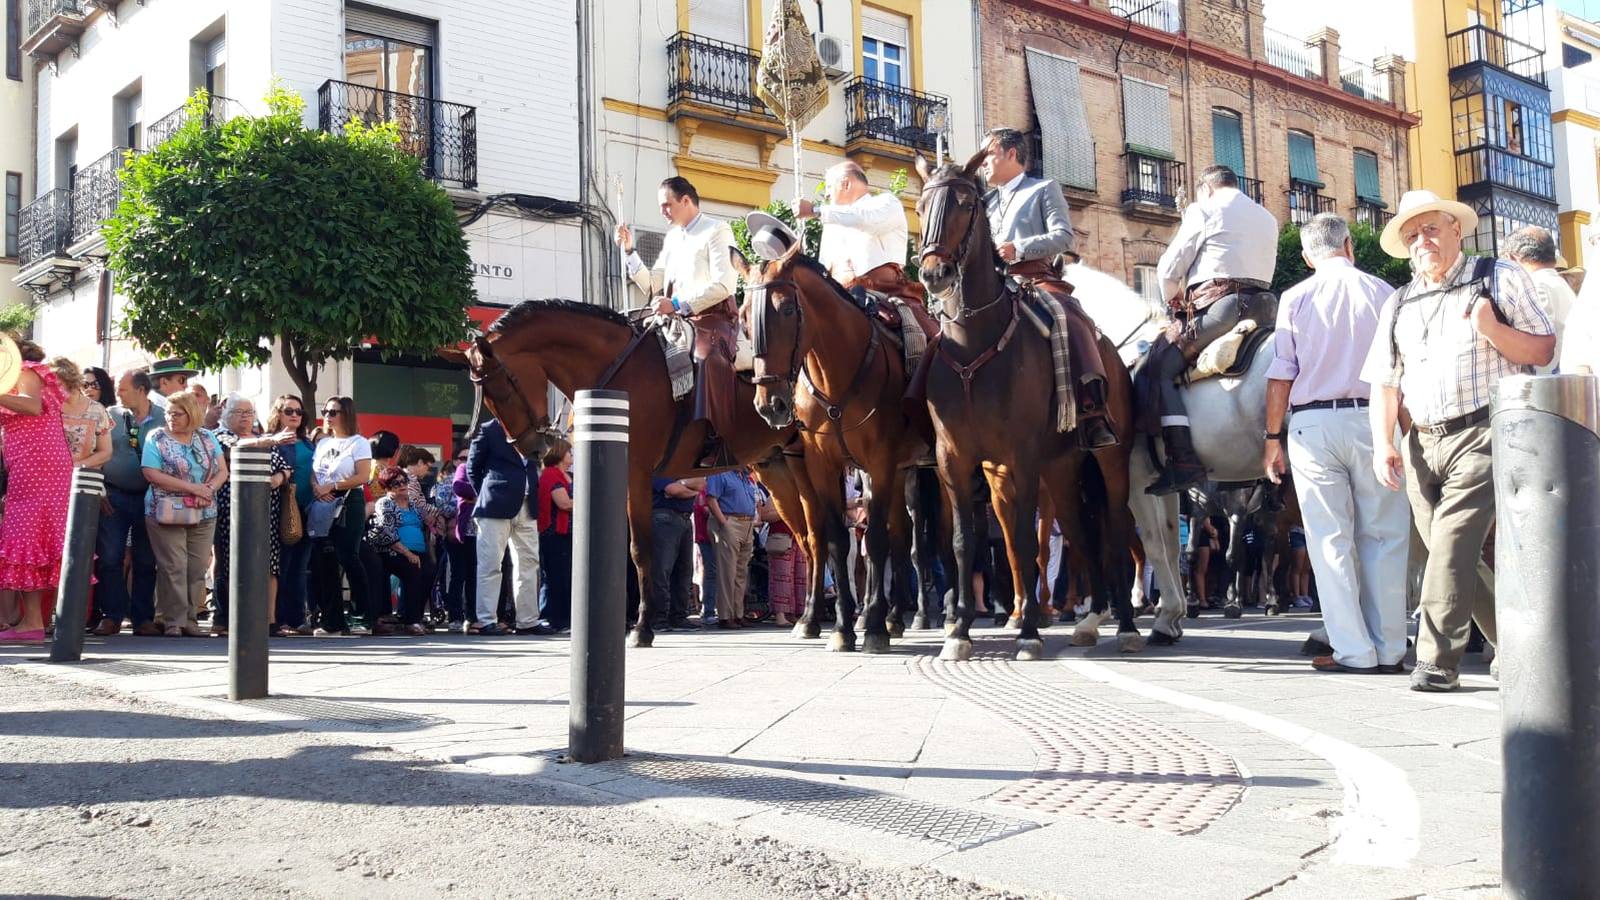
[626,469,657,648]
[1223,510,1245,619]
[936,450,978,660]
[859,467,899,654]
[986,463,1044,662]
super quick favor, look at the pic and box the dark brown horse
[737,246,945,653]
[460,300,810,648]
[915,152,1144,661]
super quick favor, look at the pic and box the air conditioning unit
[816,34,850,80]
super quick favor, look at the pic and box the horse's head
[734,242,806,429]
[915,149,990,300]
[463,330,558,460]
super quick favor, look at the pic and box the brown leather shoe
[93,618,122,637]
[133,622,164,637]
[1312,655,1377,674]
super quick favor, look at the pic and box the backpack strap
[1469,255,1510,326]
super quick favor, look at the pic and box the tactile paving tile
[910,652,1246,834]
[590,753,1039,850]
[213,695,446,730]
[45,659,187,677]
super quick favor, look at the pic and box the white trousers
[1287,407,1411,668]
[475,507,541,628]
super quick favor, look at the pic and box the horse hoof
[1070,624,1099,647]
[1015,638,1044,662]
[943,622,958,638]
[1264,605,1282,618]
[939,638,973,661]
[627,629,653,649]
[887,620,905,639]
[862,633,891,655]
[911,615,931,631]
[828,632,857,653]
[792,622,821,639]
[1147,628,1180,646]
[1119,632,1147,654]
[1223,604,1243,620]
[1185,604,1200,620]
[1004,615,1023,631]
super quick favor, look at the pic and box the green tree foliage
[1272,221,1413,295]
[0,303,37,337]
[105,86,473,409]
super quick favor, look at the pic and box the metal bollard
[49,467,106,663]
[568,389,629,763]
[228,447,275,701]
[1492,373,1600,899]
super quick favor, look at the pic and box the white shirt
[313,434,372,487]
[817,191,909,283]
[1527,267,1577,374]
[624,213,737,315]
[1156,187,1279,299]
[1561,270,1600,374]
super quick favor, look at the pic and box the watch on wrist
[1263,430,1286,441]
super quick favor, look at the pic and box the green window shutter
[1354,150,1383,204]
[1025,49,1097,191]
[1288,131,1322,186]
[1211,109,1245,177]
[1122,76,1174,159]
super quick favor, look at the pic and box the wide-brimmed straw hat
[745,211,798,261]
[1380,190,1479,259]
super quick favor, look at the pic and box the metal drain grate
[599,754,1038,850]
[45,659,188,677]
[214,695,445,730]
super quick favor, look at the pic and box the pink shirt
[1267,257,1396,408]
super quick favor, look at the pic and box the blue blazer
[467,419,537,520]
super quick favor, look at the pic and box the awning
[1025,48,1096,191]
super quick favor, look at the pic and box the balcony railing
[1354,200,1393,231]
[666,32,767,117]
[1264,28,1323,80]
[1237,175,1264,205]
[1286,183,1337,226]
[1339,57,1392,103]
[1121,152,1184,210]
[1114,0,1182,35]
[148,94,244,147]
[1455,145,1556,200]
[70,147,138,249]
[20,0,86,59]
[844,77,949,151]
[318,80,478,190]
[17,189,73,268]
[1447,24,1546,87]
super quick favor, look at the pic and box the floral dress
[0,361,73,591]
[61,399,113,463]
[214,429,291,577]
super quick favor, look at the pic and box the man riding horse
[797,161,930,315]
[980,128,1117,451]
[1136,164,1279,495]
[614,175,740,468]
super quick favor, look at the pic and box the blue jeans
[696,539,718,619]
[276,529,313,628]
[95,488,156,626]
[538,530,572,629]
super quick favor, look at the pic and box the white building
[594,0,981,277]
[1549,9,1600,270]
[3,3,33,309]
[11,0,581,453]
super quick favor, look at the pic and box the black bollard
[49,467,107,663]
[568,388,629,763]
[228,447,275,701]
[1493,373,1600,899]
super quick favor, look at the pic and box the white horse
[1067,262,1271,643]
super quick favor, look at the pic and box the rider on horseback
[979,128,1117,451]
[614,176,741,468]
[1137,165,1278,495]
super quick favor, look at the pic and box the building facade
[1549,9,1599,268]
[3,0,33,309]
[977,0,1413,308]
[11,0,580,452]
[595,0,981,287]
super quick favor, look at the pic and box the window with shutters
[6,0,19,82]
[1121,76,1174,158]
[1287,130,1321,188]
[690,0,747,46]
[1211,108,1245,177]
[4,172,19,259]
[1025,49,1096,191]
[1353,149,1382,204]
[862,7,910,87]
[344,5,436,99]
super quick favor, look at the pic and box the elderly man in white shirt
[1137,164,1279,495]
[1501,226,1576,374]
[614,175,741,465]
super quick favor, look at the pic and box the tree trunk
[280,339,320,416]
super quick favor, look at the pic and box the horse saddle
[1186,320,1274,381]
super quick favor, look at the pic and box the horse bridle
[466,336,563,453]
[918,175,1009,321]
[747,278,805,390]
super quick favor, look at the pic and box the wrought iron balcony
[20,0,86,61]
[1265,27,1323,80]
[69,147,138,252]
[148,94,244,147]
[1115,0,1182,35]
[666,32,768,118]
[844,77,949,152]
[17,189,73,269]
[1237,175,1264,206]
[1339,57,1392,103]
[318,80,478,190]
[1286,183,1336,226]
[1120,152,1184,211]
[1448,24,1546,87]
[1353,200,1393,231]
[1455,145,1555,200]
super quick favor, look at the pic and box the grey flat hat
[745,211,799,261]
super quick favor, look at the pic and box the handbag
[279,482,304,546]
[765,531,794,556]
[152,494,203,526]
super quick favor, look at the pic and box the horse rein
[466,337,563,453]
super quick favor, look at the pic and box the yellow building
[1407,0,1559,256]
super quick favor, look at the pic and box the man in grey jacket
[981,127,1115,449]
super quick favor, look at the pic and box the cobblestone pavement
[0,613,1504,898]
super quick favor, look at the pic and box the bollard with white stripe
[1493,373,1600,899]
[568,389,629,764]
[229,447,275,701]
[49,467,107,663]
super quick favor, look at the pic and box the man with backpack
[1362,190,1555,692]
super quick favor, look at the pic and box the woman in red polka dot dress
[0,341,73,642]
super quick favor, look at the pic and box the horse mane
[489,298,632,334]
[776,253,865,311]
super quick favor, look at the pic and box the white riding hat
[1379,189,1479,259]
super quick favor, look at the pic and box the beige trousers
[712,515,755,623]
[148,518,217,630]
[1403,422,1497,672]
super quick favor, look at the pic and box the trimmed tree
[105,87,473,410]
[1272,220,1413,295]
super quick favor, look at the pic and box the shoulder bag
[279,482,304,546]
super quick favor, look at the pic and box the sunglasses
[323,409,341,417]
[282,407,304,416]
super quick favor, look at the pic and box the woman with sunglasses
[309,396,383,635]
[263,395,317,635]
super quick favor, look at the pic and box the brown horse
[915,152,1144,661]
[738,246,945,653]
[460,299,810,648]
